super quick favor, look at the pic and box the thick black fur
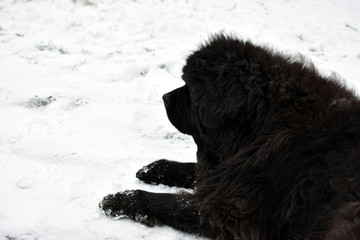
[100,34,360,240]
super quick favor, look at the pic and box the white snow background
[0,0,360,239]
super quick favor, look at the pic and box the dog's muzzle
[162,93,171,108]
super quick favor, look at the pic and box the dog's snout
[163,93,171,107]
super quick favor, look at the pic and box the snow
[0,0,359,239]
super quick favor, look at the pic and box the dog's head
[163,35,269,145]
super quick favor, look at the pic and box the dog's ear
[198,94,222,129]
[199,92,246,129]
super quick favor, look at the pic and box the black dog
[100,34,360,240]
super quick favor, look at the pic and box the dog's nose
[162,93,171,107]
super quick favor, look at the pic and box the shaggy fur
[100,34,360,240]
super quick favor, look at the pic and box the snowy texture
[0,0,359,239]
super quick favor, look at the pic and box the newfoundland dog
[100,34,360,240]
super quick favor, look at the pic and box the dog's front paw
[99,190,156,226]
[136,159,196,188]
[136,159,172,185]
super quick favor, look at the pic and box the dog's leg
[136,159,196,188]
[99,190,213,237]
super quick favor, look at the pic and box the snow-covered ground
[0,0,359,239]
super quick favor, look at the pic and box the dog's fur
[100,34,360,240]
